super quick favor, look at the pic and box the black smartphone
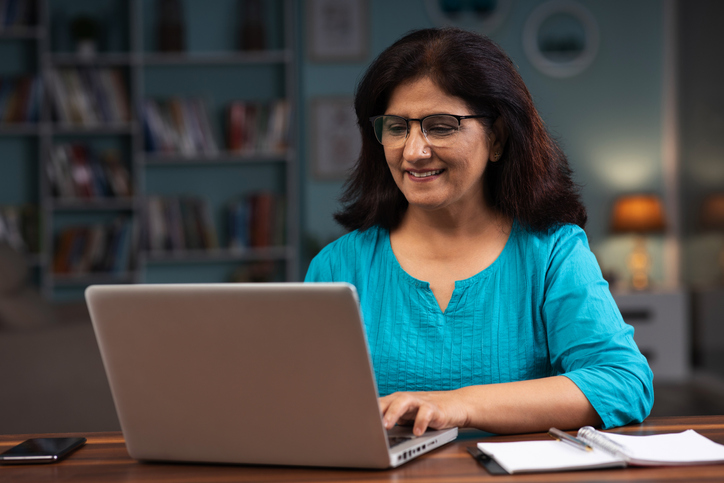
[0,437,86,464]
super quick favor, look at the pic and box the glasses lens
[421,115,460,146]
[373,115,408,147]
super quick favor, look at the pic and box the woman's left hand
[379,390,469,436]
[379,378,602,435]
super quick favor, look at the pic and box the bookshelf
[1,0,299,300]
[0,0,42,286]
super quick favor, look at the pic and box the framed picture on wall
[310,97,360,180]
[423,0,512,35]
[307,0,368,62]
[522,0,600,78]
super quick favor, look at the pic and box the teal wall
[0,0,670,286]
[299,0,667,282]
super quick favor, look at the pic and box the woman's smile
[407,168,445,180]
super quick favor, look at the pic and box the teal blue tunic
[304,222,654,429]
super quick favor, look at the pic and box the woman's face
[383,77,503,217]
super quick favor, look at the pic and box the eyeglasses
[369,114,489,148]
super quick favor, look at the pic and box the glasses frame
[369,113,490,147]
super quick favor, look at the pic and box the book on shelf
[102,150,132,197]
[144,195,219,253]
[47,144,132,199]
[0,75,41,124]
[226,99,290,154]
[250,192,272,247]
[52,217,132,275]
[195,196,219,249]
[0,0,35,29]
[157,0,186,52]
[1,77,21,122]
[0,204,39,253]
[47,67,130,126]
[226,191,285,249]
[239,0,266,51]
[143,98,219,156]
[0,205,24,251]
[178,197,201,250]
[103,217,132,274]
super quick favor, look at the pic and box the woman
[305,28,653,435]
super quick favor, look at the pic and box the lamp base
[628,235,652,291]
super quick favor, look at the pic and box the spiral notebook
[476,426,724,474]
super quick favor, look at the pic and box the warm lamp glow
[700,193,724,284]
[701,194,724,231]
[611,195,667,233]
[610,194,667,291]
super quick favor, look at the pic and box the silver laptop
[85,282,457,468]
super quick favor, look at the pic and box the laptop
[85,282,457,468]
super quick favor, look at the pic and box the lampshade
[611,195,667,234]
[700,193,724,231]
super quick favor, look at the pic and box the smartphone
[0,437,86,464]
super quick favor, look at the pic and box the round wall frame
[522,0,600,78]
[424,0,512,36]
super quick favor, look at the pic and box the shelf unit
[0,0,43,286]
[2,0,299,300]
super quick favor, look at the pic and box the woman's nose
[403,122,431,161]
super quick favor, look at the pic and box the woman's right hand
[379,390,469,436]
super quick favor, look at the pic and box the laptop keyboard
[388,436,413,448]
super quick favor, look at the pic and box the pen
[548,427,593,452]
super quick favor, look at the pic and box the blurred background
[0,0,723,434]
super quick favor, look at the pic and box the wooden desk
[2,416,724,482]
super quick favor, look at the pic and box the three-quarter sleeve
[542,226,654,428]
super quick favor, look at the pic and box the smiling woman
[305,28,653,436]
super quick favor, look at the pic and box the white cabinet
[692,287,724,379]
[613,290,689,381]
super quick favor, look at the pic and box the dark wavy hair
[334,27,587,233]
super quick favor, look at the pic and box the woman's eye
[387,125,407,135]
[426,125,456,136]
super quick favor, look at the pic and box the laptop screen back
[86,283,392,468]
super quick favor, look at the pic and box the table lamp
[611,194,667,290]
[700,193,724,283]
